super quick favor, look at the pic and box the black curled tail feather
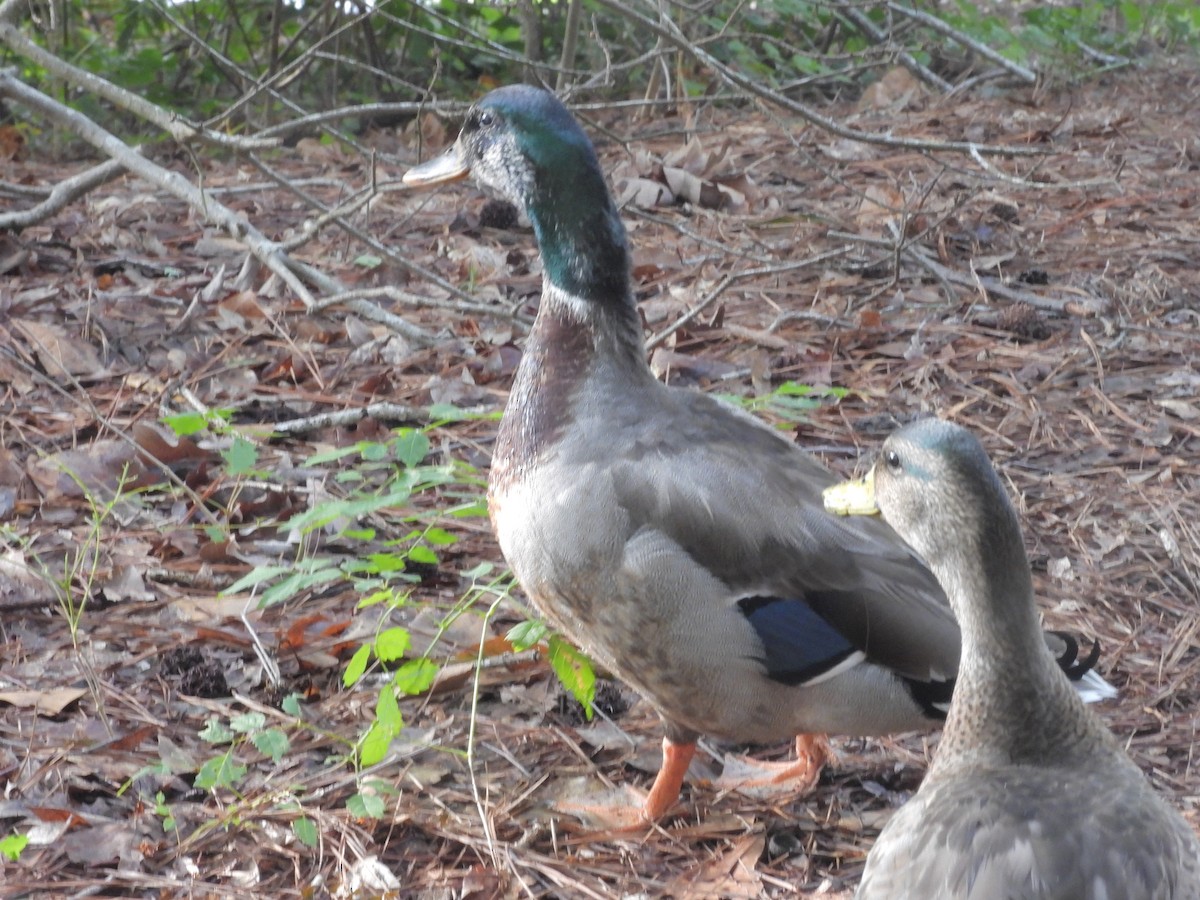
[1050,630,1103,681]
[903,632,1103,720]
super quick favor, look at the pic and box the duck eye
[477,110,495,128]
[884,449,901,471]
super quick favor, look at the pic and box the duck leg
[715,732,832,798]
[641,736,697,821]
[553,734,695,830]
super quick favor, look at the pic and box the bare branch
[0,71,305,291]
[0,69,436,346]
[835,4,952,92]
[269,401,494,435]
[311,286,530,325]
[885,2,1038,84]
[0,23,277,150]
[0,158,126,231]
[591,0,1044,157]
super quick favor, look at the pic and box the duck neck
[490,172,651,489]
[528,161,633,310]
[521,161,649,374]
[931,514,1098,770]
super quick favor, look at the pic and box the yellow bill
[822,466,879,517]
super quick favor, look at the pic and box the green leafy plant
[154,791,177,833]
[220,426,487,608]
[509,616,597,718]
[0,832,28,862]
[27,463,143,648]
[722,380,849,425]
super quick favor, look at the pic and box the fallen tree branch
[0,70,437,346]
[0,22,276,150]
[0,70,307,296]
[885,2,1038,85]
[590,0,1045,157]
[0,158,127,230]
[245,152,482,312]
[835,5,952,92]
[904,244,1108,316]
[311,286,531,324]
[267,400,496,435]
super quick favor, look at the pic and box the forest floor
[1,58,1199,898]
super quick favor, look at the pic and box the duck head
[404,85,629,304]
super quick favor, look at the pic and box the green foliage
[946,0,1200,66]
[292,816,319,848]
[13,0,1199,142]
[346,778,396,820]
[0,832,28,862]
[547,635,596,719]
[163,409,231,437]
[721,381,849,427]
[220,426,486,608]
[154,791,177,833]
[358,682,404,767]
[194,711,290,790]
[506,619,548,651]
[15,462,145,650]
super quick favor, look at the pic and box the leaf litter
[1,61,1199,897]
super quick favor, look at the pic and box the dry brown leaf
[856,183,907,233]
[12,318,106,379]
[131,421,215,467]
[27,440,155,502]
[0,124,24,160]
[857,66,923,112]
[0,688,87,715]
[666,831,767,899]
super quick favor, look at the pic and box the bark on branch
[0,19,277,150]
[590,0,1045,158]
[0,69,436,345]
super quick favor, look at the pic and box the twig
[311,286,530,325]
[967,145,1115,190]
[0,25,276,150]
[0,72,309,296]
[266,401,495,436]
[0,158,126,230]
[556,0,585,92]
[625,207,780,266]
[242,153,473,333]
[1074,38,1132,68]
[255,100,469,141]
[0,70,436,346]
[885,1,1038,84]
[589,0,1045,157]
[904,242,1107,316]
[835,4,952,92]
[467,595,508,866]
[645,248,852,351]
[0,341,220,527]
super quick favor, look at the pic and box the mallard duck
[403,85,1111,826]
[824,418,1200,899]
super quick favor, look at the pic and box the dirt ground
[1,59,1198,898]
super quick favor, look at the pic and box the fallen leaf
[12,318,106,379]
[28,440,156,502]
[0,688,88,715]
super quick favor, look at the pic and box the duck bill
[822,466,880,517]
[403,145,470,187]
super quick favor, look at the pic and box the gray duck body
[405,86,1111,818]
